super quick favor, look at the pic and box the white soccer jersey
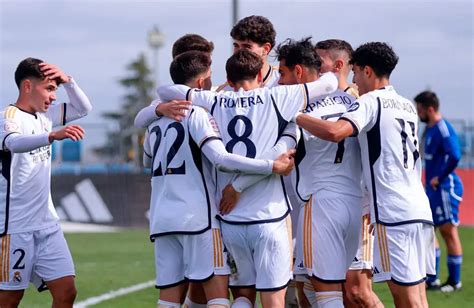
[341,86,432,225]
[144,107,221,238]
[294,89,362,202]
[144,106,274,237]
[0,106,80,235]
[215,65,280,92]
[0,80,90,236]
[189,85,308,223]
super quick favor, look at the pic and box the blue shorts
[427,185,463,226]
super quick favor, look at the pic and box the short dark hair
[226,50,262,84]
[171,34,214,58]
[349,42,399,78]
[14,57,45,89]
[169,51,211,85]
[276,37,321,72]
[414,91,440,111]
[315,39,354,59]
[230,15,276,49]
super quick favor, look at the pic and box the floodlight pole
[147,25,165,86]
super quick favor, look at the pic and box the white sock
[208,297,231,308]
[231,296,253,308]
[315,291,343,308]
[183,296,207,308]
[157,299,181,308]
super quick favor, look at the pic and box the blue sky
[1,0,473,127]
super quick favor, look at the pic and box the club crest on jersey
[347,102,360,112]
[13,271,22,283]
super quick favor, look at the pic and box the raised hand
[49,125,85,143]
[39,62,70,84]
[272,149,296,176]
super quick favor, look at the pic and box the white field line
[74,280,155,307]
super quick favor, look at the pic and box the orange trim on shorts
[212,229,224,268]
[1,235,10,282]
[362,214,371,262]
[376,224,391,272]
[303,197,313,269]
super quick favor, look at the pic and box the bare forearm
[296,114,352,143]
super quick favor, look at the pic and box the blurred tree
[95,53,155,166]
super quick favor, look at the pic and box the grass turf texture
[19,228,474,307]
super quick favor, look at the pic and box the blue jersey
[424,119,463,193]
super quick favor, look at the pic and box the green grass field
[19,227,474,307]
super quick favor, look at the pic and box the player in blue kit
[415,91,464,293]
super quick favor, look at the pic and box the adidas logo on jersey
[347,102,360,112]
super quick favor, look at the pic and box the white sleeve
[134,99,161,128]
[0,115,49,153]
[142,130,152,167]
[306,72,338,99]
[339,94,378,135]
[156,84,190,101]
[46,78,92,126]
[188,107,273,174]
[270,72,338,121]
[157,84,217,111]
[201,139,273,174]
[4,133,50,153]
[231,123,299,192]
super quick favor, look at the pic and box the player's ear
[196,77,204,89]
[262,42,272,56]
[295,64,303,81]
[364,66,372,78]
[334,59,344,72]
[257,70,263,83]
[22,79,32,93]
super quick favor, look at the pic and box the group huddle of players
[135,15,435,308]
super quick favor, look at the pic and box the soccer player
[275,37,371,308]
[293,42,435,307]
[415,91,463,292]
[157,50,337,308]
[144,50,296,308]
[315,39,381,307]
[216,15,280,91]
[134,33,214,129]
[0,58,92,308]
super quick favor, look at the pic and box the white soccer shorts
[154,228,229,288]
[0,223,75,291]
[293,202,307,278]
[301,195,362,282]
[373,222,436,285]
[348,213,374,271]
[220,216,293,291]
